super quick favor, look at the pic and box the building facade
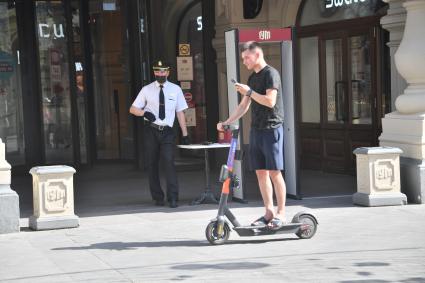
[3,0,421,199]
[0,0,217,172]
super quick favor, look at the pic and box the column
[0,139,20,234]
[379,0,425,204]
[381,0,407,111]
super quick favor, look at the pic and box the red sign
[184,92,192,102]
[239,28,292,43]
[184,92,195,108]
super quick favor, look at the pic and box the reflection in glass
[0,4,25,165]
[326,39,344,123]
[300,37,320,123]
[36,1,73,163]
[350,35,371,124]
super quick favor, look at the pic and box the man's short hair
[240,41,263,53]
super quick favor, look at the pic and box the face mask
[155,76,167,84]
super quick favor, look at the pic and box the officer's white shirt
[132,80,188,127]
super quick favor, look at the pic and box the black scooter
[205,126,318,245]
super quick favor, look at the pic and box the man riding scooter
[217,41,286,229]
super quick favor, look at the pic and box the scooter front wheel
[205,221,230,245]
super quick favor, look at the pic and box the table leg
[190,148,219,205]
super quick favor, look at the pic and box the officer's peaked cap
[152,60,170,71]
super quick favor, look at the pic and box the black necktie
[159,85,165,120]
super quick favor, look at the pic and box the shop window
[0,3,25,165]
[35,1,73,163]
[177,2,207,144]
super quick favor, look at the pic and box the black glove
[181,135,190,145]
[144,111,156,122]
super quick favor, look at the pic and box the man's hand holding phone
[231,79,251,97]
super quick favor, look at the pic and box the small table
[178,143,230,205]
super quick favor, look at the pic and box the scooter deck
[233,223,302,237]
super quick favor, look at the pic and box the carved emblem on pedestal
[373,159,396,190]
[43,181,68,212]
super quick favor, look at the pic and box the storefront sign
[326,0,366,9]
[177,56,193,81]
[38,23,65,39]
[239,28,291,43]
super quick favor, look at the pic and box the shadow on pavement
[171,261,270,270]
[51,237,299,251]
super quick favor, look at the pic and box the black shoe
[155,200,165,206]
[169,199,178,208]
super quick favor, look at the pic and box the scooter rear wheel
[205,221,230,245]
[295,214,317,239]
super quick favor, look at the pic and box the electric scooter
[205,125,318,245]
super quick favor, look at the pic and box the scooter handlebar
[222,124,239,131]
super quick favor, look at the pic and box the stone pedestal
[0,139,20,234]
[379,0,425,204]
[353,147,407,206]
[29,165,79,230]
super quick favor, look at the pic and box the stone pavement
[1,196,425,282]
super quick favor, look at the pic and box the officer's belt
[148,122,171,131]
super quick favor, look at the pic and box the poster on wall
[177,56,193,81]
[184,108,196,127]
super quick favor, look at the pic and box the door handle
[113,89,119,114]
[334,81,347,122]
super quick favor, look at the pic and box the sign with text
[239,28,291,43]
[326,0,366,9]
[177,56,193,81]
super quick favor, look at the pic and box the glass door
[89,0,133,160]
[0,2,25,165]
[35,1,74,163]
[321,29,375,172]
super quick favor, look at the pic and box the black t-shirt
[247,65,284,129]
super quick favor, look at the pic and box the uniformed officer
[130,60,189,208]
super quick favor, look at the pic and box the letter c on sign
[39,24,50,38]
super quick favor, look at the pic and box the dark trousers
[144,125,179,202]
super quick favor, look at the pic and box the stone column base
[0,187,20,234]
[400,157,425,204]
[29,215,79,231]
[353,192,407,206]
